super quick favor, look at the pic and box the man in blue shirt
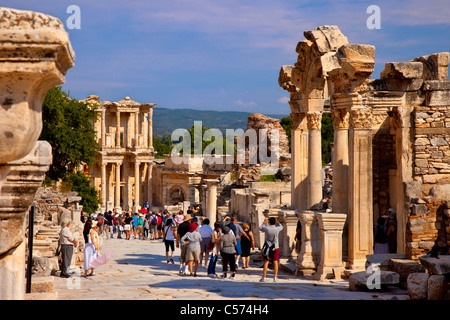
[131,213,139,239]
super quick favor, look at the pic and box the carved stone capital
[0,7,75,163]
[332,109,350,129]
[306,112,322,130]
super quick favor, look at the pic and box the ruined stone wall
[407,88,450,259]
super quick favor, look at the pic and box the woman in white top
[84,220,100,277]
[163,218,177,264]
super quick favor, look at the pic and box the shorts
[164,240,175,252]
[235,239,242,255]
[200,238,211,254]
[266,248,280,262]
[137,225,144,234]
[150,225,157,234]
[185,248,201,262]
[124,224,131,231]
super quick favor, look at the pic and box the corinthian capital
[332,109,350,129]
[306,112,322,130]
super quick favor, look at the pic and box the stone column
[134,162,140,212]
[115,163,121,211]
[101,109,106,147]
[204,179,219,226]
[101,163,107,209]
[135,111,140,148]
[147,162,153,205]
[148,109,153,148]
[306,112,323,208]
[295,210,321,275]
[116,110,121,148]
[0,7,74,299]
[331,106,350,259]
[348,106,374,270]
[314,212,347,280]
[290,112,309,210]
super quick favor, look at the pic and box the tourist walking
[240,223,255,269]
[199,218,213,267]
[181,222,202,276]
[176,214,192,274]
[131,213,139,239]
[143,214,150,239]
[163,218,177,264]
[124,213,132,240]
[207,222,222,278]
[228,216,244,269]
[58,217,78,278]
[84,220,100,276]
[259,217,283,282]
[220,225,237,280]
[137,214,145,239]
[149,212,158,240]
[116,213,124,239]
[174,210,184,225]
[104,211,114,238]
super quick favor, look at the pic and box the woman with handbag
[240,223,255,269]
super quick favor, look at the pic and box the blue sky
[3,0,450,115]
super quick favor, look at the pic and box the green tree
[40,86,99,181]
[153,134,173,159]
[280,116,292,152]
[62,171,101,214]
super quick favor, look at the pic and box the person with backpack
[259,216,283,282]
[374,217,389,254]
[149,212,158,240]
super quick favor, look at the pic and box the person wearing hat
[84,220,100,277]
[176,213,193,274]
[58,217,78,278]
[180,221,202,276]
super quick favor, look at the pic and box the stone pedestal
[295,210,321,275]
[314,213,346,280]
[0,7,74,299]
[277,210,299,258]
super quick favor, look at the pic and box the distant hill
[152,107,288,136]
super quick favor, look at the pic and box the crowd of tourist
[76,205,284,282]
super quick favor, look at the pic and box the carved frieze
[349,107,373,129]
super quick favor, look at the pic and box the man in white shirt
[58,217,78,278]
[198,218,213,267]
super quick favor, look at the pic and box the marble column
[348,106,374,270]
[204,179,219,226]
[101,109,106,147]
[290,112,309,210]
[148,109,153,148]
[115,163,121,211]
[116,110,121,148]
[135,111,140,148]
[306,112,323,209]
[134,162,140,212]
[331,107,350,259]
[314,212,347,280]
[101,163,107,210]
[147,162,153,205]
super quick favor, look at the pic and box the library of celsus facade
[85,96,156,213]
[279,25,450,275]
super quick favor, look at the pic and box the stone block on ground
[349,270,400,291]
[407,273,429,300]
[388,258,426,289]
[30,276,55,293]
[419,255,450,275]
[427,275,447,300]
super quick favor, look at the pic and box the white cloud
[278,97,290,104]
[232,100,257,107]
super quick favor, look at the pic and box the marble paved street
[53,236,409,300]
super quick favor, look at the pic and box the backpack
[261,241,275,260]
[374,225,387,244]
[151,215,157,226]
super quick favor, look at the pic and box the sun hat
[91,220,98,228]
[61,217,71,227]
[183,214,193,222]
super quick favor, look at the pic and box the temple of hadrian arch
[84,96,156,213]
[279,25,450,275]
